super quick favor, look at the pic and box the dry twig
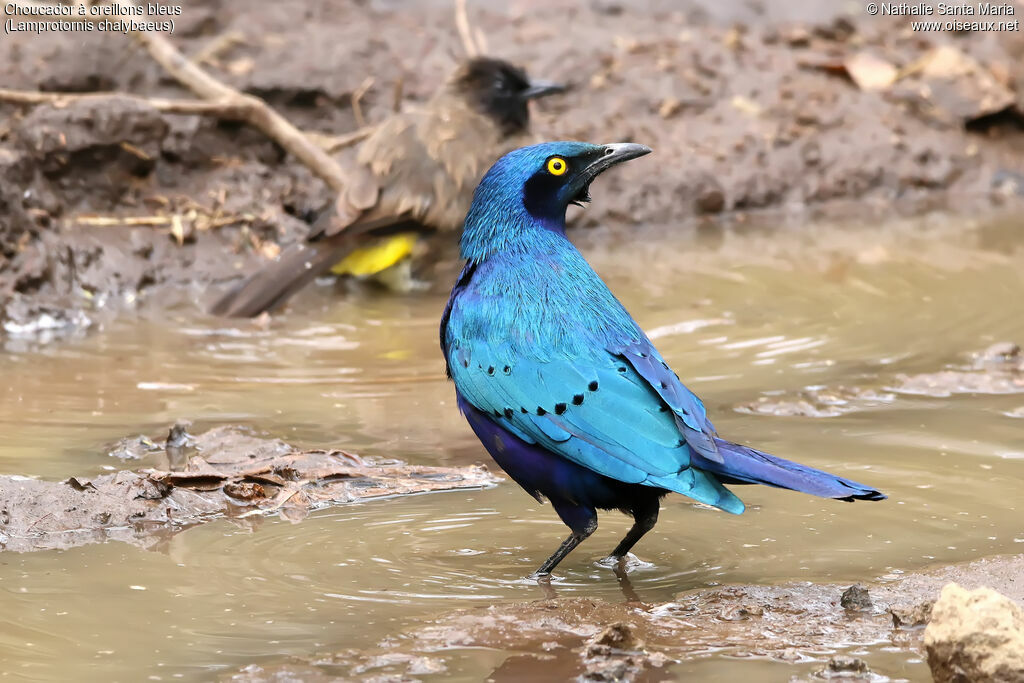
[0,88,249,118]
[190,31,245,66]
[350,76,375,129]
[307,127,375,152]
[454,0,480,57]
[74,215,173,227]
[392,76,404,113]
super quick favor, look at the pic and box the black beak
[521,79,568,99]
[569,142,652,205]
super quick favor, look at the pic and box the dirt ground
[223,553,1024,681]
[3,0,1024,332]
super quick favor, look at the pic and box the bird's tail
[209,238,354,317]
[695,438,886,501]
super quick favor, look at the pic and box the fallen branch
[190,30,246,67]
[350,76,374,129]
[73,215,172,227]
[307,127,376,152]
[0,88,247,118]
[454,0,480,57]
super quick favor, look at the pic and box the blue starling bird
[441,141,886,576]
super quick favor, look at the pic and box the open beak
[569,142,652,205]
[521,79,568,99]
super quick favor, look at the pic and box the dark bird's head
[451,57,566,136]
[461,141,651,261]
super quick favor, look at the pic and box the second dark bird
[211,57,564,317]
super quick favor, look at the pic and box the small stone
[223,481,266,501]
[802,141,822,167]
[891,600,934,628]
[718,604,764,621]
[805,655,872,680]
[840,585,873,612]
[586,622,640,654]
[826,655,869,674]
[693,176,726,214]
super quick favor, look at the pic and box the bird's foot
[595,553,653,574]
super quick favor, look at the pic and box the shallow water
[2,208,1023,681]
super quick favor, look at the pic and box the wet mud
[0,425,498,553]
[226,553,1024,682]
[4,0,1024,328]
[737,341,1024,417]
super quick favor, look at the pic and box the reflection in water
[0,211,1023,680]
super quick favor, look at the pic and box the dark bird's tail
[695,438,886,501]
[209,239,354,318]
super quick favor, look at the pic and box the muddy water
[2,208,1024,681]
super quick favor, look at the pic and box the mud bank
[226,553,1024,681]
[0,425,498,553]
[3,0,1024,328]
[738,341,1024,417]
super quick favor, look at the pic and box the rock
[924,583,1024,683]
[815,655,871,679]
[843,52,898,91]
[891,601,933,628]
[586,622,643,655]
[913,45,1016,123]
[693,176,727,214]
[840,584,873,612]
[582,622,653,682]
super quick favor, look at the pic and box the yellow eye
[547,157,568,176]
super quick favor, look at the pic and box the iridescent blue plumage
[441,142,885,576]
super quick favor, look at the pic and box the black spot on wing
[554,402,567,415]
[572,393,584,406]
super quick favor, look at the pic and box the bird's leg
[607,496,660,562]
[533,516,598,577]
[532,503,598,577]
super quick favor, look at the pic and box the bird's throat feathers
[460,151,578,263]
[460,180,567,263]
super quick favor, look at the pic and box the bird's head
[451,57,566,136]
[461,141,652,261]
